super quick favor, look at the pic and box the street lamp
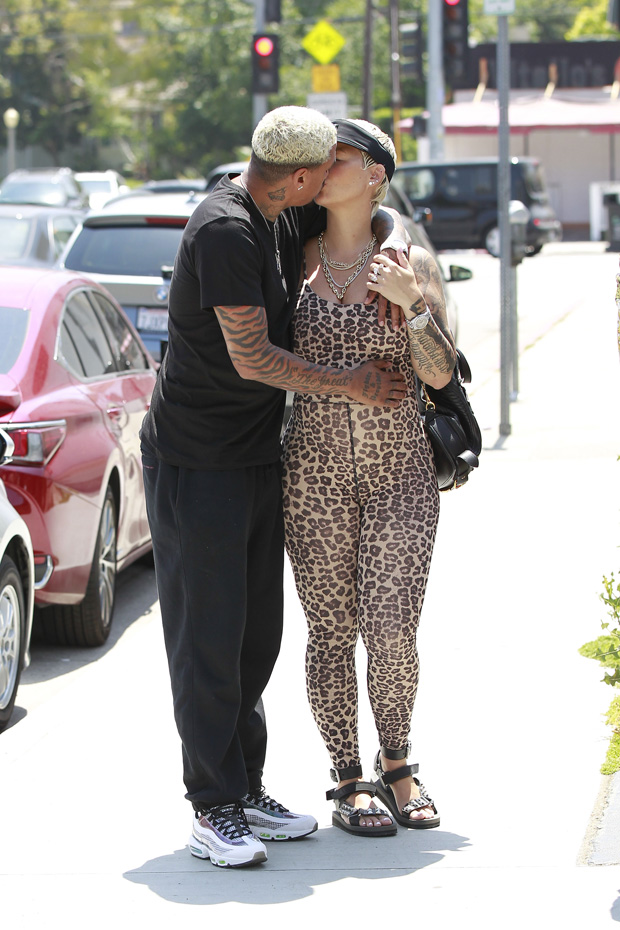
[3,108,20,175]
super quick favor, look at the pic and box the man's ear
[292,168,307,192]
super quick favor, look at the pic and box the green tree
[565,1,619,39]
[468,0,584,43]
[0,0,125,163]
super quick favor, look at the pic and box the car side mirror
[413,206,433,226]
[448,264,473,282]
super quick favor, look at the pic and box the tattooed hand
[365,245,408,330]
[346,360,407,407]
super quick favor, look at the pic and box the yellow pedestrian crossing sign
[302,20,346,65]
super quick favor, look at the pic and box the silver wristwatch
[406,306,432,331]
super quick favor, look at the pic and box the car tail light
[4,420,67,465]
[145,217,189,227]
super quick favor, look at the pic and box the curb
[580,769,620,866]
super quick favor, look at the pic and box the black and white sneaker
[242,787,318,841]
[188,802,268,868]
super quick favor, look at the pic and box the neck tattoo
[318,232,377,301]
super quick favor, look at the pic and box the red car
[0,267,157,646]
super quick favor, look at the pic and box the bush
[580,572,620,774]
[580,573,620,687]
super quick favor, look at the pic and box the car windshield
[0,217,34,260]
[0,181,65,206]
[63,224,186,277]
[0,307,30,373]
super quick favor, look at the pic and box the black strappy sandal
[373,746,440,830]
[326,764,397,837]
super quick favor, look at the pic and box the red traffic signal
[254,36,275,57]
[252,34,279,94]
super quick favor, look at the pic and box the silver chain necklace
[320,233,377,270]
[318,232,377,301]
[239,178,282,279]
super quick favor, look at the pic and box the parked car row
[0,167,131,213]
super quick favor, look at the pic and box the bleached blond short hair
[345,119,397,216]
[251,106,337,182]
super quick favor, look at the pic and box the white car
[0,428,34,733]
[75,171,130,211]
[59,191,207,361]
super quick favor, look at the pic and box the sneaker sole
[246,821,318,842]
[188,835,267,868]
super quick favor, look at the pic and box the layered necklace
[318,231,377,302]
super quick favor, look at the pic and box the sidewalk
[1,251,620,928]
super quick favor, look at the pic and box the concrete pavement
[1,243,620,928]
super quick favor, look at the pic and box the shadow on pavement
[123,827,470,905]
[22,562,158,686]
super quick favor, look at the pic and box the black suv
[393,157,562,257]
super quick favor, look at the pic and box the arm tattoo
[215,304,354,394]
[408,322,455,376]
[406,249,456,378]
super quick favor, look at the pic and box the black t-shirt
[140,176,322,469]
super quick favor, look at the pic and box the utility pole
[389,0,402,161]
[362,0,373,120]
[253,0,267,128]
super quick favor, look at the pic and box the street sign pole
[486,0,515,436]
[253,0,268,129]
[498,14,511,435]
[390,0,402,161]
[427,0,444,160]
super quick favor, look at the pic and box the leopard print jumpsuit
[282,280,440,775]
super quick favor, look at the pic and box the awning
[441,93,620,135]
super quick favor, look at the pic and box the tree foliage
[0,1,612,177]
[468,0,584,43]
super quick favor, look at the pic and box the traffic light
[264,0,281,22]
[608,0,620,29]
[252,34,279,95]
[443,0,469,89]
[399,18,422,81]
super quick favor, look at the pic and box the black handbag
[416,349,482,491]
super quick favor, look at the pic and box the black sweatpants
[141,452,284,807]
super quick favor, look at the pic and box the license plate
[136,308,169,332]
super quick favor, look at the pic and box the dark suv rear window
[63,224,186,277]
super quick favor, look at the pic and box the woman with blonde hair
[282,119,456,836]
